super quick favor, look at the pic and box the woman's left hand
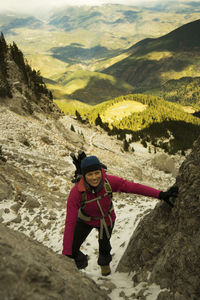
[158,186,179,207]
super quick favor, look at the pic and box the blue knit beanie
[81,156,102,176]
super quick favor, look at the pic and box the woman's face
[85,170,102,187]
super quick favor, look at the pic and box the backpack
[70,150,87,183]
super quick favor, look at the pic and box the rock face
[117,136,200,300]
[151,153,177,176]
[0,224,110,300]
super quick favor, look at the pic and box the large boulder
[117,136,200,300]
[0,224,110,300]
[151,153,177,176]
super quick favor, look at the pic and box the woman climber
[62,152,178,276]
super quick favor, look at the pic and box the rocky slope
[0,223,110,300]
[0,101,185,299]
[117,136,200,299]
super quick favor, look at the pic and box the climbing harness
[78,178,114,239]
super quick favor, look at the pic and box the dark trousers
[72,218,114,267]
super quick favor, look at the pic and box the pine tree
[123,139,129,152]
[95,114,104,127]
[0,32,7,54]
[0,32,12,98]
[75,110,84,122]
[10,42,29,84]
[70,124,75,132]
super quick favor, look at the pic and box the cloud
[2,0,197,15]
[0,0,159,14]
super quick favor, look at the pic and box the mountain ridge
[44,18,200,106]
[102,19,200,106]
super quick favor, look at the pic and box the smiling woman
[62,152,178,276]
[85,170,102,187]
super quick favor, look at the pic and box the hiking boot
[100,265,111,276]
[75,252,88,269]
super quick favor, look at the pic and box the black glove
[158,186,179,207]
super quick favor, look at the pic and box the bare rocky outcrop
[117,136,200,300]
[0,223,110,300]
[151,153,177,176]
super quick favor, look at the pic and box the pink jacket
[62,169,161,255]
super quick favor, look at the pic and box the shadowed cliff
[117,135,200,300]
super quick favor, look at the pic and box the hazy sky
[0,0,165,13]
[1,0,199,14]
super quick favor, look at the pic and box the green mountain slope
[50,44,123,64]
[103,19,200,107]
[84,94,200,127]
[48,70,133,104]
[53,99,91,116]
[79,94,200,153]
[146,76,200,108]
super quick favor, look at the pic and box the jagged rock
[33,215,42,224]
[0,224,110,300]
[23,196,40,210]
[0,209,4,223]
[0,208,4,218]
[0,174,13,201]
[10,203,21,213]
[46,221,52,230]
[98,279,117,294]
[11,214,22,224]
[157,291,173,300]
[15,191,27,204]
[0,162,37,193]
[54,120,84,148]
[41,135,54,145]
[117,136,200,299]
[151,153,177,176]
[132,166,143,181]
[49,210,57,220]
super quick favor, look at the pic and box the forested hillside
[72,94,200,154]
[146,77,200,108]
[0,33,58,115]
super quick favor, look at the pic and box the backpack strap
[104,178,113,199]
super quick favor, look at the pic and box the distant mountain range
[0,15,43,35]
[102,19,200,107]
[1,4,200,108]
[52,18,200,108]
